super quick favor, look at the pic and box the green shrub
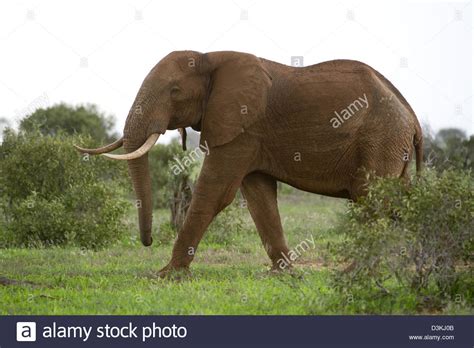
[205,198,249,245]
[332,169,473,310]
[0,129,129,249]
[4,193,68,247]
[155,197,250,247]
[156,221,177,246]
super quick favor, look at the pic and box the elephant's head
[75,51,272,246]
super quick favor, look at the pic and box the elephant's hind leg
[241,172,290,270]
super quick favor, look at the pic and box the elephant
[75,50,423,277]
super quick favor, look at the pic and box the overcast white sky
[0,0,472,143]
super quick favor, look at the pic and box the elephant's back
[254,58,418,185]
[260,57,374,78]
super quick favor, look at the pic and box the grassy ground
[0,192,469,315]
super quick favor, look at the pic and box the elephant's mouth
[191,120,202,132]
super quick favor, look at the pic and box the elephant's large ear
[200,52,272,147]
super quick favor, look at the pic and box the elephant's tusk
[103,133,160,160]
[74,137,124,155]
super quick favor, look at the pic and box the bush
[156,195,251,246]
[0,130,129,249]
[332,169,473,310]
[205,197,249,245]
[156,221,177,246]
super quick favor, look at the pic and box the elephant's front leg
[159,144,252,277]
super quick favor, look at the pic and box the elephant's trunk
[122,114,165,246]
[125,140,153,246]
[120,78,168,246]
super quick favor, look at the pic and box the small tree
[148,139,200,231]
[423,128,473,171]
[20,103,117,144]
[169,172,194,231]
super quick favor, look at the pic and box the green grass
[0,192,470,315]
[0,248,333,315]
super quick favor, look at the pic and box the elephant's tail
[414,120,423,174]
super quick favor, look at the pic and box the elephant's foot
[269,250,292,272]
[158,263,191,280]
[270,262,293,273]
[267,263,305,279]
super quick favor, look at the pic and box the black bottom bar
[3,315,473,347]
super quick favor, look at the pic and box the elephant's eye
[170,86,182,100]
